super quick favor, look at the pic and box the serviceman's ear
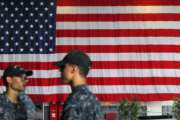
[6,77,13,84]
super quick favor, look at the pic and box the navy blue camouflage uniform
[61,85,104,120]
[0,92,36,120]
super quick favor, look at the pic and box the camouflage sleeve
[83,95,104,120]
[19,92,36,120]
[94,101,105,120]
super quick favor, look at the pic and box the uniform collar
[72,84,88,92]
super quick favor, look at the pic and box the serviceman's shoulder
[73,87,99,106]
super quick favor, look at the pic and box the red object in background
[105,112,117,120]
[50,103,63,120]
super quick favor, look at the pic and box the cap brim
[25,70,33,76]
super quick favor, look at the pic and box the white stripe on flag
[1,69,180,78]
[56,21,180,29]
[57,37,180,45]
[0,54,61,62]
[57,6,180,14]
[0,85,179,94]
[88,85,180,94]
[1,53,180,62]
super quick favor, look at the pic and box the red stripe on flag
[87,77,180,85]
[56,29,180,37]
[29,93,180,103]
[1,77,180,86]
[0,62,56,70]
[27,78,62,86]
[56,45,180,53]
[57,0,180,6]
[96,93,180,102]
[0,78,62,86]
[93,61,180,69]
[57,14,180,22]
[29,94,65,103]
[23,77,180,86]
[1,61,180,69]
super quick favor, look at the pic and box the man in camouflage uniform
[55,50,105,120]
[0,65,36,120]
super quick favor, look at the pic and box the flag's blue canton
[0,0,56,54]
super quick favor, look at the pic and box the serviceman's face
[60,64,75,84]
[7,74,28,91]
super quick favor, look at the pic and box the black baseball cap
[54,50,92,69]
[2,64,33,79]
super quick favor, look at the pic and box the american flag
[1,0,180,103]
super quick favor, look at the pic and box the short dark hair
[78,65,90,77]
